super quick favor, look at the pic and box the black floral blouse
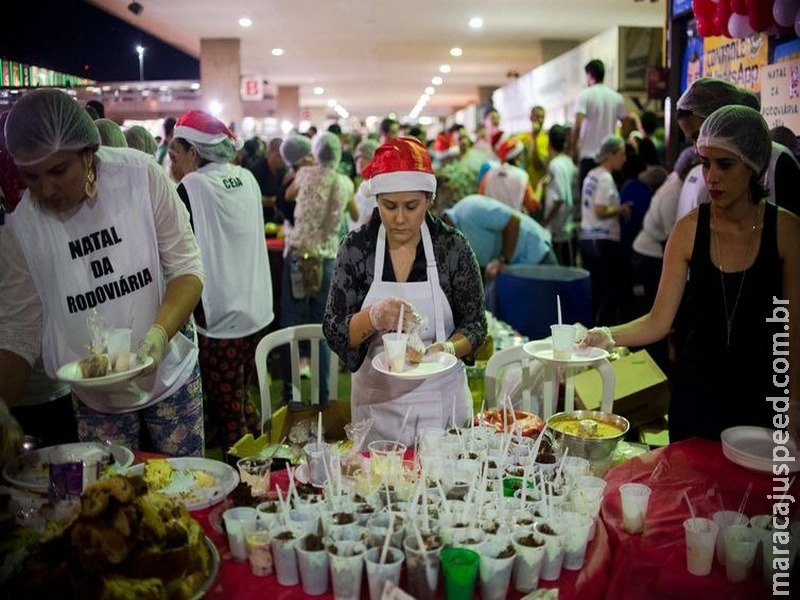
[323,209,487,372]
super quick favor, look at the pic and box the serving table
[602,438,797,599]
[135,454,613,600]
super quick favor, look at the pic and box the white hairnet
[595,134,625,163]
[280,135,312,166]
[312,132,342,166]
[676,77,759,119]
[5,89,100,166]
[697,105,771,177]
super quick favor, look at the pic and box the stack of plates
[720,426,800,473]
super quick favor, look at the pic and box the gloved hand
[368,297,420,332]
[137,324,169,371]
[426,340,455,356]
[580,326,616,351]
[0,400,23,465]
[485,259,505,280]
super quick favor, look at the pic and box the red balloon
[731,0,748,14]
[693,0,717,19]
[715,0,734,37]
[697,16,718,37]
[747,0,776,31]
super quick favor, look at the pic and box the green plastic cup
[440,547,480,600]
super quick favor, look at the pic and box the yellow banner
[703,34,769,94]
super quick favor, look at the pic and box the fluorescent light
[313,87,324,95]
[431,76,443,85]
[469,17,483,29]
[327,99,337,107]
[425,86,435,95]
[239,17,252,28]
[450,47,463,57]
[271,48,284,56]
[439,64,451,73]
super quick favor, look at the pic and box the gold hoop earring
[85,160,98,200]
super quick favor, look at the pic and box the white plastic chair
[254,324,339,429]
[484,344,539,414]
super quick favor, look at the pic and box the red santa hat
[174,109,242,149]
[494,134,524,163]
[363,137,436,196]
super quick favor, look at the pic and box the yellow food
[194,471,215,488]
[550,417,625,439]
[143,459,173,490]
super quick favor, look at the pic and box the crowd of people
[1,62,799,459]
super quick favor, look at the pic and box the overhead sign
[240,76,264,101]
[760,61,800,133]
[702,34,769,94]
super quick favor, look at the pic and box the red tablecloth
[602,438,798,599]
[188,467,613,599]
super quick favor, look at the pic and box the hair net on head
[5,89,101,166]
[95,118,128,148]
[312,131,342,166]
[189,138,237,164]
[124,125,158,156]
[595,134,624,163]
[355,139,378,160]
[697,105,771,177]
[280,135,312,166]
[676,77,759,119]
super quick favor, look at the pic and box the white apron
[351,222,470,447]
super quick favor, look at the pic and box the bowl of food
[547,410,629,475]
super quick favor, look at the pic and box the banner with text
[760,61,800,133]
[702,34,768,94]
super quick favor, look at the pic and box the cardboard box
[574,350,670,427]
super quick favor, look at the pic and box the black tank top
[672,202,782,439]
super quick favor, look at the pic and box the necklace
[712,204,762,346]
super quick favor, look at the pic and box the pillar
[199,38,243,131]
[277,86,301,129]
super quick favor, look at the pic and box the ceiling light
[271,48,284,56]
[314,87,324,95]
[327,99,337,107]
[439,65,451,73]
[239,17,252,28]
[450,47,463,57]
[421,94,430,102]
[469,17,483,29]
[209,100,223,116]
[127,2,143,16]
[425,86,435,95]
[431,76,443,85]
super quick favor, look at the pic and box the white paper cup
[364,546,404,600]
[296,534,330,596]
[223,506,259,562]
[403,534,443,600]
[327,540,367,600]
[107,327,133,371]
[237,457,272,498]
[724,524,759,582]
[619,483,652,534]
[303,442,331,487]
[245,530,273,576]
[479,539,517,600]
[550,324,576,360]
[535,518,567,581]
[562,511,594,570]
[270,527,300,586]
[712,510,748,565]
[683,517,719,576]
[511,530,546,593]
[382,332,408,372]
[761,521,800,589]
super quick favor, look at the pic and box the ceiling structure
[88,0,665,120]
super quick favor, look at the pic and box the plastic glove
[368,297,420,332]
[0,400,23,464]
[580,326,616,351]
[136,324,169,371]
[426,340,455,356]
[485,259,505,280]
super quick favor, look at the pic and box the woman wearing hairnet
[169,110,273,448]
[280,132,354,407]
[583,106,800,444]
[579,134,631,326]
[0,89,205,456]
